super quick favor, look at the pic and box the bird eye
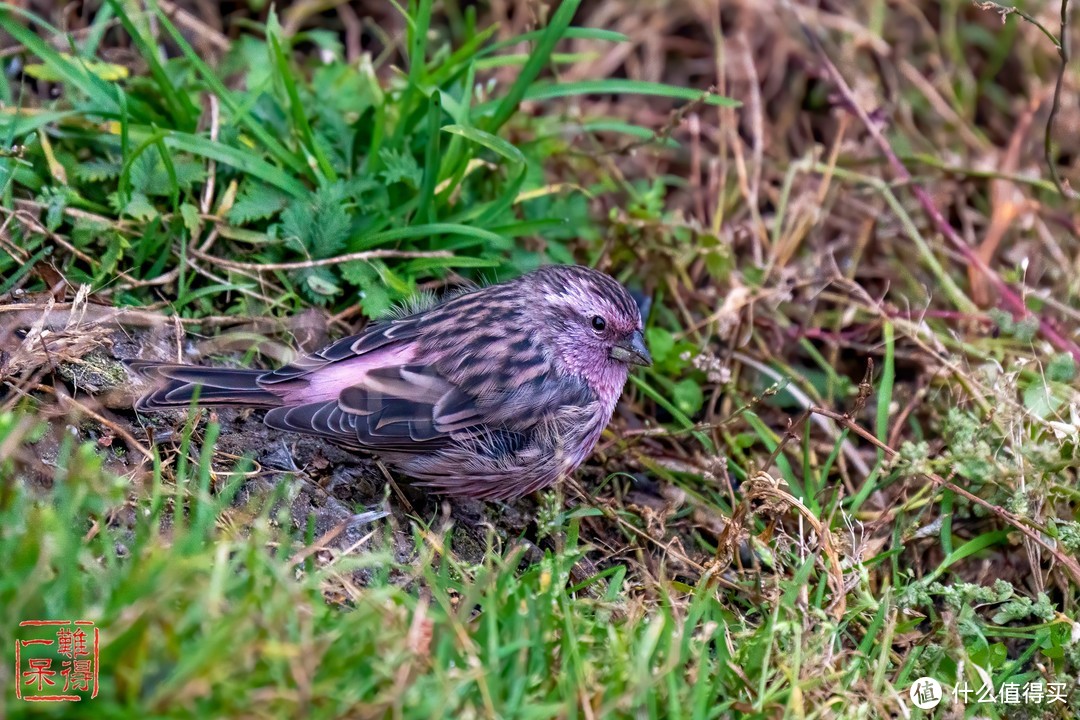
[591,315,607,332]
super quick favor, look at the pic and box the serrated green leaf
[180,203,201,238]
[279,182,351,258]
[75,159,122,183]
[129,151,205,197]
[340,259,411,319]
[122,192,158,221]
[227,183,290,225]
[358,282,392,318]
[379,148,422,189]
[339,258,377,287]
[38,187,67,232]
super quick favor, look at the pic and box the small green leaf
[305,272,341,297]
[75,159,122,183]
[122,192,157,221]
[672,379,704,416]
[180,203,201,238]
[129,152,205,197]
[379,148,422,188]
[1023,378,1065,419]
[1047,353,1076,383]
[39,187,67,232]
[228,182,290,225]
[279,182,352,258]
[312,63,380,119]
[645,327,676,365]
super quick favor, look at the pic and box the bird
[130,264,652,500]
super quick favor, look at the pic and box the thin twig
[973,2,1062,49]
[157,0,231,52]
[200,94,220,215]
[0,206,144,286]
[565,477,743,592]
[191,247,454,272]
[1045,0,1075,198]
[56,392,156,461]
[612,87,718,155]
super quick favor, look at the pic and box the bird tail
[127,361,282,411]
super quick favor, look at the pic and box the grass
[2,1,1080,718]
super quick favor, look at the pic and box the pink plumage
[130,265,651,500]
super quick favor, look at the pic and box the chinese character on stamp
[14,620,99,702]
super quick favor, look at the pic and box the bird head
[527,266,651,396]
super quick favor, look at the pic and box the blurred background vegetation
[1,1,1079,717]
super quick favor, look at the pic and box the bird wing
[264,359,593,455]
[258,315,425,386]
[260,361,477,451]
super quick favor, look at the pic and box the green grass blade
[0,9,121,115]
[418,91,444,224]
[105,0,197,130]
[267,9,337,183]
[150,2,311,180]
[441,124,526,165]
[480,27,629,56]
[515,79,740,106]
[485,0,582,133]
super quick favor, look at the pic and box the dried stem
[1045,0,1075,199]
[191,247,454,272]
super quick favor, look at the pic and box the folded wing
[264,362,476,452]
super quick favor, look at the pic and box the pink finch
[130,264,651,499]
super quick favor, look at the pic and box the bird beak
[610,329,652,367]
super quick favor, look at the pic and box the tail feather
[127,361,282,411]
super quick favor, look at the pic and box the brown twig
[55,391,155,461]
[286,512,387,567]
[0,206,144,287]
[794,15,1080,362]
[973,2,1063,47]
[748,428,850,619]
[191,247,454,272]
[1045,0,1075,199]
[157,0,231,52]
[612,87,719,155]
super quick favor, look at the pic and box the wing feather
[259,316,426,385]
